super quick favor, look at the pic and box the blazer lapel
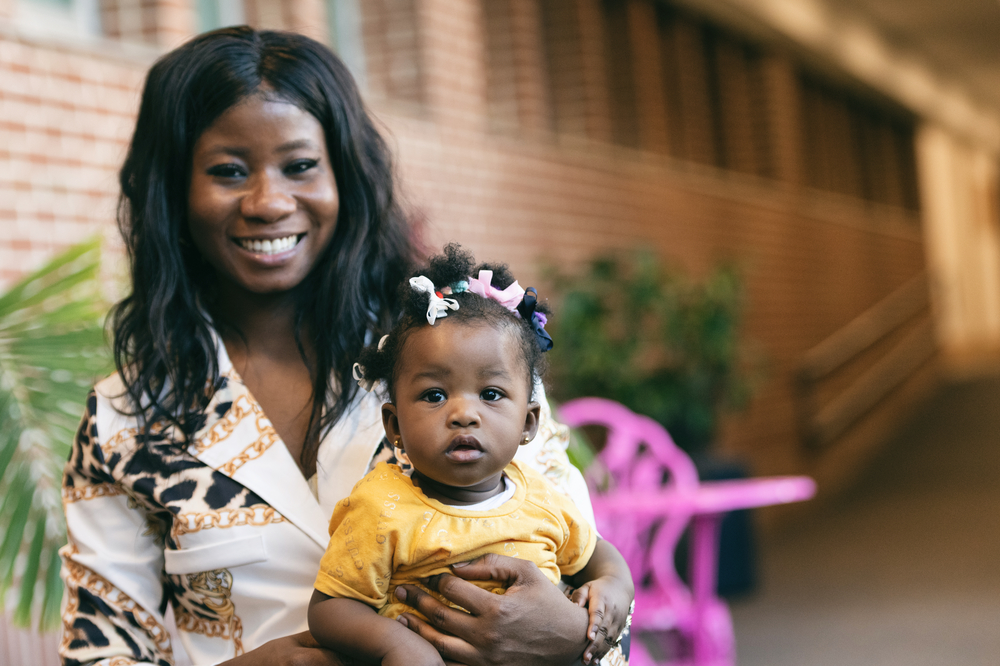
[314,389,386,518]
[188,347,330,550]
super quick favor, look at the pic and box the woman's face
[187,94,340,297]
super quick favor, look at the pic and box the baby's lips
[446,435,482,452]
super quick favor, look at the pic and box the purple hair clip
[516,287,553,352]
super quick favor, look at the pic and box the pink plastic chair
[559,398,816,666]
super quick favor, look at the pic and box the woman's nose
[240,172,297,222]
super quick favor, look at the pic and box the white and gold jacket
[58,342,596,666]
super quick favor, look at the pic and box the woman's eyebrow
[276,139,319,152]
[198,140,318,158]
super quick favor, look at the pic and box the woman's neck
[211,281,320,477]
[212,283,302,356]
[411,470,506,506]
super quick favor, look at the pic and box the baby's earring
[521,435,531,446]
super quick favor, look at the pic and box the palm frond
[0,239,112,630]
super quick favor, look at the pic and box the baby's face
[382,320,540,500]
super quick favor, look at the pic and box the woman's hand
[393,553,590,666]
[568,577,632,664]
[220,630,350,666]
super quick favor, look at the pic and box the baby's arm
[308,589,443,666]
[565,539,635,665]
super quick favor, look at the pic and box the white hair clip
[410,275,459,325]
[352,362,375,392]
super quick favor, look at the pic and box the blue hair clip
[516,287,553,352]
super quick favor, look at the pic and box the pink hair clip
[467,270,524,314]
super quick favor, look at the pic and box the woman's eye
[285,159,318,175]
[481,388,503,401]
[422,390,446,404]
[207,163,246,178]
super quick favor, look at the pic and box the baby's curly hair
[357,244,550,402]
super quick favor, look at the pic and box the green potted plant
[0,239,111,630]
[547,249,752,455]
[546,248,760,595]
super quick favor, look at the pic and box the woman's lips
[446,436,484,463]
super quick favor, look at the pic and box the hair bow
[516,287,553,352]
[410,276,459,324]
[467,270,524,313]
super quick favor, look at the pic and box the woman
[59,27,613,666]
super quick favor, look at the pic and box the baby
[308,245,634,666]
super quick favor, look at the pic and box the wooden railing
[796,271,937,450]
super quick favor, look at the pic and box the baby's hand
[569,577,632,665]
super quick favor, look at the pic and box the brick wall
[0,32,151,286]
[0,0,932,510]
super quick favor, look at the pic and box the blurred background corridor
[732,374,1000,665]
[2,0,1000,663]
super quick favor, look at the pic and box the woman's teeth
[239,234,299,255]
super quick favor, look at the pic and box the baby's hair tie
[467,270,524,313]
[352,362,376,392]
[517,287,553,352]
[352,334,391,392]
[410,275,459,324]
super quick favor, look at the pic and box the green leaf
[0,238,113,630]
[14,513,47,625]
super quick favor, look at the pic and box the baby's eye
[481,388,504,402]
[421,389,446,403]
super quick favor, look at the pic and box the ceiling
[828,0,1000,112]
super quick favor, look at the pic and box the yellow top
[314,460,597,619]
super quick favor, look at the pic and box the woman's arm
[60,392,175,666]
[308,590,443,666]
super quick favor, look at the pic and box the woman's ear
[382,403,401,448]
[522,401,541,445]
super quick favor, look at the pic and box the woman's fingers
[570,582,591,608]
[394,582,482,636]
[397,612,480,666]
[449,552,544,588]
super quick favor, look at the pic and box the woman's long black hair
[111,26,415,467]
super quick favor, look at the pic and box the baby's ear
[522,401,541,443]
[382,403,401,447]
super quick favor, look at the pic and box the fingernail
[397,616,408,628]
[585,652,592,662]
[395,587,407,601]
[452,560,470,568]
[590,631,596,639]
